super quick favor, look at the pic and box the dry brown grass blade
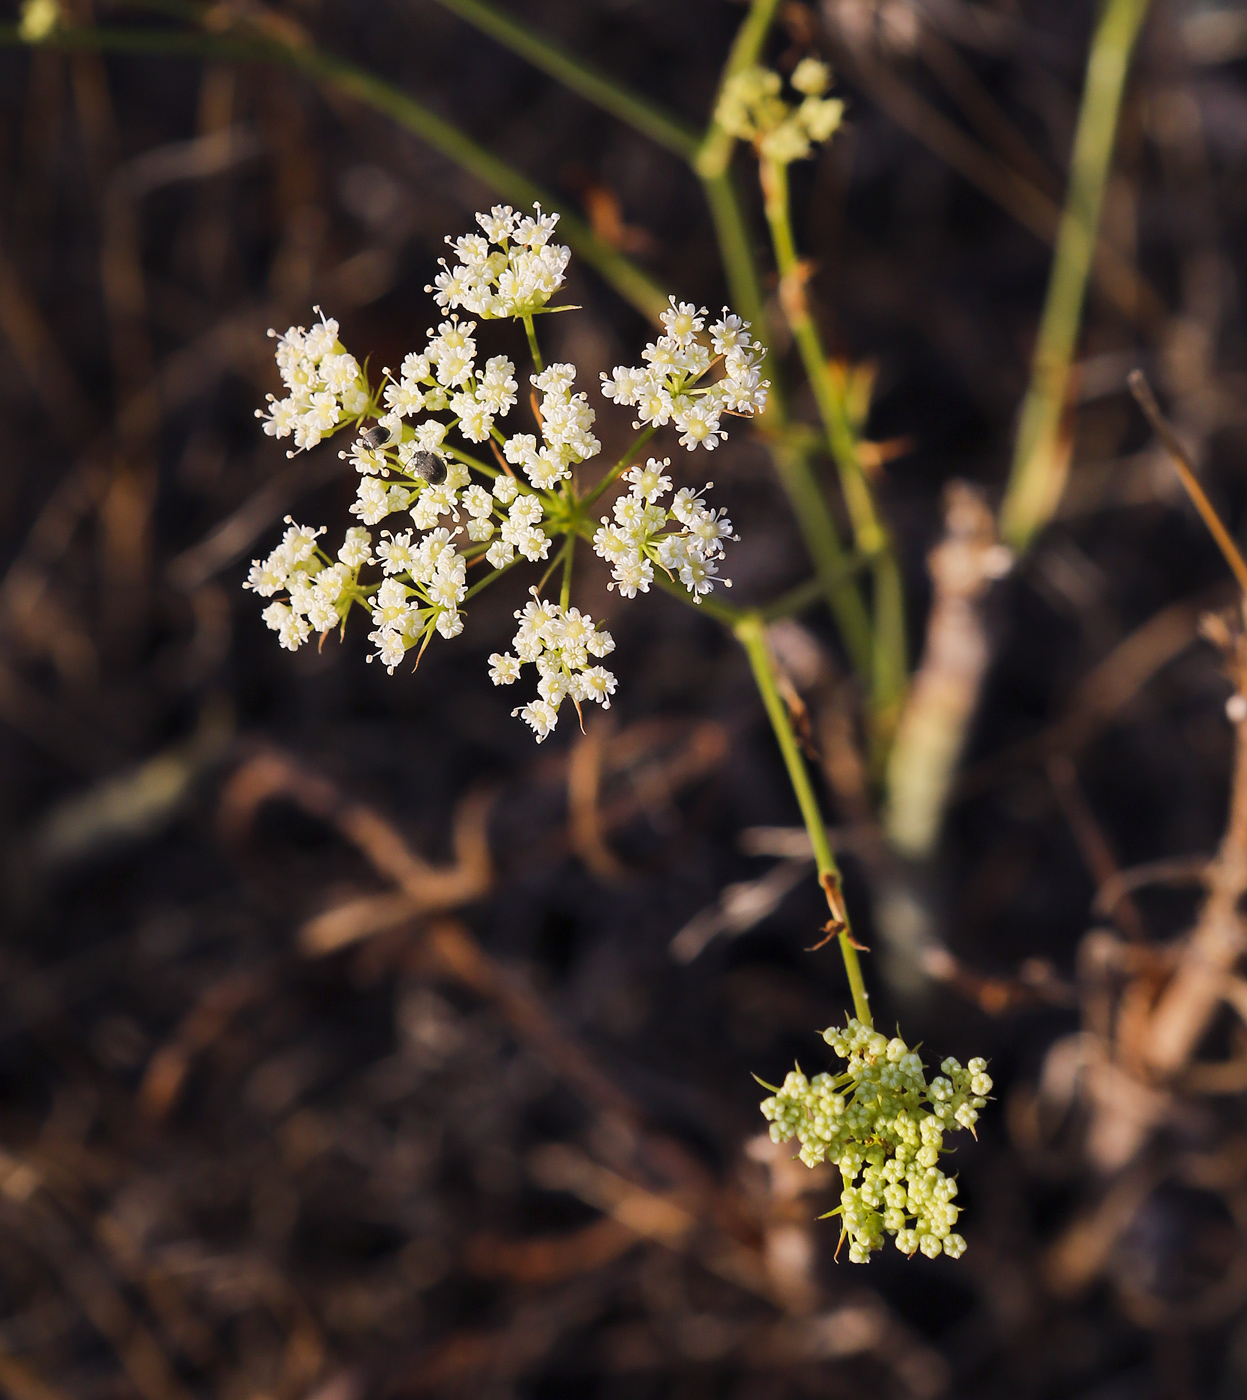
[1129,369,1247,596]
[1,1197,196,1400]
[138,968,271,1119]
[464,1217,637,1284]
[424,920,640,1127]
[567,721,626,881]
[218,748,493,913]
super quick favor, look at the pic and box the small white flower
[492,474,520,506]
[488,652,521,684]
[514,698,559,741]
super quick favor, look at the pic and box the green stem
[998,0,1152,550]
[463,554,521,601]
[759,155,907,750]
[426,0,699,160]
[735,612,872,1026]
[767,435,873,682]
[650,568,743,626]
[760,554,870,622]
[535,535,571,597]
[760,159,883,556]
[581,425,658,510]
[694,0,785,180]
[560,535,574,610]
[700,169,769,345]
[522,313,544,374]
[7,19,672,323]
[448,445,497,477]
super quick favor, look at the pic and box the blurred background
[1,1,1247,1396]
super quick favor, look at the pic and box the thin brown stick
[1128,369,1247,595]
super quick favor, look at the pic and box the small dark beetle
[360,423,393,451]
[411,451,448,486]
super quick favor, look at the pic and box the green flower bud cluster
[715,58,845,165]
[759,1019,992,1263]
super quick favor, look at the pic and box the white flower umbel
[257,308,372,454]
[248,203,766,742]
[715,61,844,165]
[488,594,616,742]
[759,1019,992,1263]
[601,299,768,451]
[592,458,737,602]
[503,362,601,490]
[427,204,571,320]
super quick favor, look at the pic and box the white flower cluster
[247,202,766,740]
[759,1019,992,1263]
[245,517,369,653]
[368,525,469,669]
[258,309,371,453]
[488,597,616,741]
[503,362,601,490]
[427,204,570,319]
[373,315,518,450]
[601,298,768,451]
[592,458,737,602]
[470,473,552,570]
[715,58,844,164]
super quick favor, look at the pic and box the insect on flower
[410,451,448,486]
[360,423,393,451]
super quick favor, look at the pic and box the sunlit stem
[463,554,521,601]
[448,445,497,477]
[522,313,544,374]
[581,425,658,510]
[760,553,870,622]
[759,155,907,756]
[999,0,1151,550]
[535,534,572,598]
[735,612,872,1026]
[560,535,575,610]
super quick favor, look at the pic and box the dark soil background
[2,1,1247,1397]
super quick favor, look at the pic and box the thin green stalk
[694,0,785,181]
[463,553,521,601]
[581,425,658,510]
[642,562,743,627]
[7,19,672,323]
[692,0,883,701]
[535,535,571,598]
[759,156,907,747]
[735,612,872,1026]
[700,169,770,348]
[760,159,882,556]
[426,0,698,160]
[448,445,497,477]
[767,435,873,681]
[999,0,1151,551]
[522,313,544,374]
[560,536,574,610]
[760,553,870,623]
